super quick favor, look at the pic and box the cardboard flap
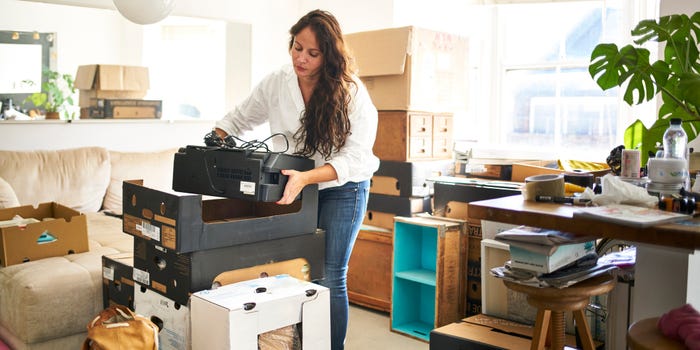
[123,66,150,90]
[345,26,412,77]
[74,64,98,90]
[75,65,150,91]
[98,65,127,90]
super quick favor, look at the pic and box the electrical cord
[203,130,290,154]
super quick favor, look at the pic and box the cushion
[0,213,131,345]
[0,147,111,213]
[103,148,177,215]
[0,177,20,209]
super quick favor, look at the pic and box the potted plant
[22,68,76,120]
[589,12,700,165]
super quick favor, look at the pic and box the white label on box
[137,220,161,241]
[102,266,115,281]
[240,181,256,195]
[133,267,150,285]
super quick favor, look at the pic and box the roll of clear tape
[522,174,566,201]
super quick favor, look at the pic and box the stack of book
[489,226,617,288]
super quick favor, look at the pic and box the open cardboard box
[121,180,318,253]
[511,160,610,182]
[430,314,586,350]
[344,26,469,112]
[75,64,149,108]
[0,202,88,266]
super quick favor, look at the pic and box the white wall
[0,0,398,151]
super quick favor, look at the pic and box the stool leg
[531,309,551,350]
[573,309,596,350]
[550,311,566,350]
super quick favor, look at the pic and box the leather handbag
[82,305,159,350]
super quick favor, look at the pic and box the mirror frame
[0,30,55,109]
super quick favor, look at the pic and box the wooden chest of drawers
[373,111,453,161]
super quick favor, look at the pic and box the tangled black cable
[204,130,290,154]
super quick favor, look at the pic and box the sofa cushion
[0,213,131,344]
[0,177,20,209]
[103,148,177,215]
[0,147,110,213]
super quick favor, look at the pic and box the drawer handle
[420,127,426,132]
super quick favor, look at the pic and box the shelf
[391,321,433,342]
[395,269,436,286]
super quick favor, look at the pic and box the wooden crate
[348,227,393,312]
[391,216,467,342]
[373,111,453,161]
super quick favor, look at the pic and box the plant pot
[45,112,60,119]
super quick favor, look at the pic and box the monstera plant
[589,12,700,165]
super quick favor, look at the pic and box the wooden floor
[345,305,429,350]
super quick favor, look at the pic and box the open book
[573,204,691,228]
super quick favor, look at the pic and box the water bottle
[663,118,687,159]
[662,118,689,189]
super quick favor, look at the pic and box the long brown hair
[289,9,356,160]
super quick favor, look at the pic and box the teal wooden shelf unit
[391,216,467,342]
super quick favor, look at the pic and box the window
[142,16,227,120]
[487,0,658,161]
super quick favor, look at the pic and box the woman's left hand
[277,169,307,205]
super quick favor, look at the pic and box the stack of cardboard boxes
[101,149,329,349]
[342,26,468,318]
[75,64,162,119]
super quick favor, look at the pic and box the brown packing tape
[522,174,565,201]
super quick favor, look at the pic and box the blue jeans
[317,180,369,350]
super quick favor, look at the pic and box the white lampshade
[113,0,176,25]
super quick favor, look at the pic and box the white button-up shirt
[216,64,380,190]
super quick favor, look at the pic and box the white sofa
[0,146,177,350]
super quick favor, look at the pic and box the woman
[212,9,379,349]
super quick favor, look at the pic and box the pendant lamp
[113,0,176,25]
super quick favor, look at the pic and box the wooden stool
[627,317,686,350]
[503,274,616,350]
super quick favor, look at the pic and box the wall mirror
[0,30,55,109]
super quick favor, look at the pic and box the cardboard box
[345,26,469,112]
[510,160,610,182]
[363,194,432,230]
[190,275,330,350]
[75,64,149,107]
[102,252,135,310]
[509,240,596,274]
[429,314,582,350]
[0,202,88,267]
[431,177,522,218]
[132,229,325,306]
[213,258,312,287]
[371,159,454,197]
[134,283,191,350]
[122,180,318,253]
[455,160,513,181]
[367,193,431,216]
[82,99,163,119]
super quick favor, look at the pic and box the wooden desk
[468,195,700,250]
[468,194,700,328]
